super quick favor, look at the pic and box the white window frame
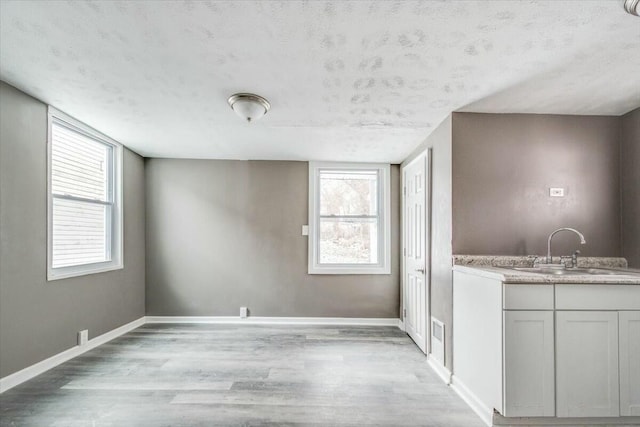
[308,162,391,275]
[47,107,124,281]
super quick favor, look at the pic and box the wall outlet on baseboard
[78,330,88,346]
[240,307,248,318]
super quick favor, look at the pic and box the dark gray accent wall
[0,81,145,378]
[452,112,621,257]
[401,115,453,369]
[621,107,640,268]
[145,159,400,318]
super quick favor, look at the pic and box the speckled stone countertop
[452,255,640,285]
[453,255,628,269]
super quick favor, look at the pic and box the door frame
[400,149,432,354]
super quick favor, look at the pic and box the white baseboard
[0,317,145,394]
[145,316,401,327]
[493,413,640,425]
[450,375,494,427]
[427,354,452,385]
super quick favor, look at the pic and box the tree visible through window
[319,170,378,264]
[309,162,390,274]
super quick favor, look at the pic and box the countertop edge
[452,265,640,285]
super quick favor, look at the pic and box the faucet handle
[571,250,581,268]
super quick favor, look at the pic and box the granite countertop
[452,255,640,285]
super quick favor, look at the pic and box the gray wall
[401,115,453,369]
[452,112,621,257]
[0,81,145,377]
[621,107,640,268]
[399,112,627,371]
[145,159,400,318]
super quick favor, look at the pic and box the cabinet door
[620,311,640,416]
[503,310,555,416]
[556,311,619,417]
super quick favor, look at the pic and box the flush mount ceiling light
[624,0,639,16]
[227,93,271,123]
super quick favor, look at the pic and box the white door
[556,311,620,417]
[402,151,429,353]
[619,311,640,416]
[503,310,555,417]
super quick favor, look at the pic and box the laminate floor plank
[0,324,483,426]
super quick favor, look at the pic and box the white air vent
[431,317,445,365]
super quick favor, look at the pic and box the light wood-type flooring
[0,324,483,426]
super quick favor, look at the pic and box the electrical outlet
[301,225,309,236]
[78,330,88,346]
[240,307,248,318]
[549,187,565,197]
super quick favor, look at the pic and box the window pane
[52,198,109,268]
[319,218,378,264]
[319,170,378,216]
[51,122,109,201]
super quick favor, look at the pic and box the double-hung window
[47,108,123,280]
[308,162,391,274]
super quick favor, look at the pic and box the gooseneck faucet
[546,228,586,264]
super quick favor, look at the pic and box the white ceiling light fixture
[227,93,271,123]
[624,0,639,16]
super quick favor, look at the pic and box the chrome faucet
[546,228,586,265]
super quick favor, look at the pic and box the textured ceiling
[1,1,639,162]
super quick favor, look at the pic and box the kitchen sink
[512,267,634,276]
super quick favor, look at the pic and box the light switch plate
[302,225,309,236]
[549,187,565,197]
[240,306,248,318]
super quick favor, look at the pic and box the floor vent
[431,317,445,365]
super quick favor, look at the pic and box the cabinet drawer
[555,285,640,310]
[504,284,554,310]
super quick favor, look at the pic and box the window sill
[308,266,391,275]
[47,262,123,281]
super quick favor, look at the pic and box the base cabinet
[503,311,555,416]
[620,311,640,416]
[556,311,620,417]
[454,271,640,424]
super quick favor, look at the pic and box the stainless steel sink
[512,267,633,276]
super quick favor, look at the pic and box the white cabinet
[556,311,620,417]
[620,311,640,416]
[503,310,555,416]
[453,268,640,424]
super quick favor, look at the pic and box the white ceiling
[1,1,638,163]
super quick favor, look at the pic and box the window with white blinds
[47,108,123,280]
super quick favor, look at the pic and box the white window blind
[48,108,123,280]
[51,122,111,268]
